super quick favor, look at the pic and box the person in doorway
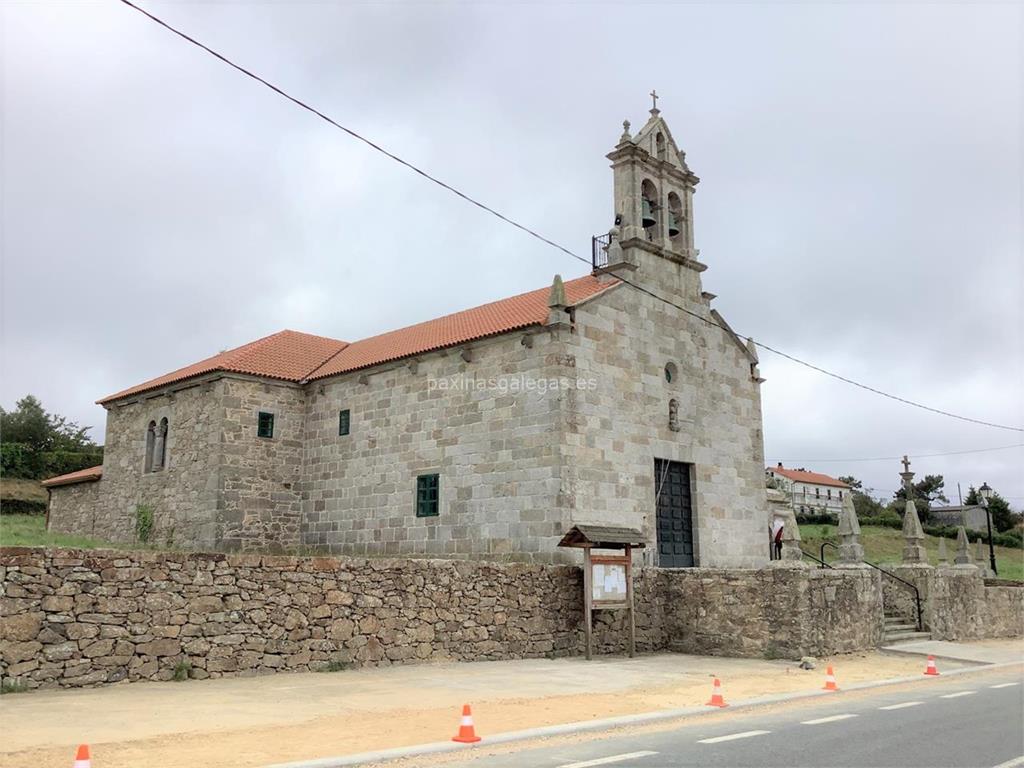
[771,516,785,560]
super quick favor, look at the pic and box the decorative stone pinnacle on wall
[954,525,975,568]
[974,539,992,577]
[546,274,568,327]
[899,457,929,565]
[836,494,866,568]
[772,515,808,568]
[937,535,950,566]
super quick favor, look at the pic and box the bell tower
[599,94,706,298]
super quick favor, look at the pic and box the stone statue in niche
[669,398,680,432]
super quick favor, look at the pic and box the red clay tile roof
[307,275,616,380]
[98,330,349,404]
[41,465,103,488]
[99,275,618,403]
[768,466,850,489]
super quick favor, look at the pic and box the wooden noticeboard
[559,525,645,661]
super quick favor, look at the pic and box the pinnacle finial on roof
[548,274,567,309]
[620,120,632,143]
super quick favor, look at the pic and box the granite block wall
[1,548,906,692]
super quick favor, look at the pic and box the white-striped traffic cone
[924,655,940,676]
[705,677,728,707]
[452,704,482,743]
[73,745,91,768]
[823,665,839,691]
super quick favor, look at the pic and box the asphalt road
[442,668,1024,768]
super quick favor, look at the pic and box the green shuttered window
[416,474,439,517]
[338,409,351,436]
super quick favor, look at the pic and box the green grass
[0,514,118,549]
[800,523,1024,581]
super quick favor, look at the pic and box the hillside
[0,477,48,514]
[799,523,1024,581]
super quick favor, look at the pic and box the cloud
[2,2,1020,506]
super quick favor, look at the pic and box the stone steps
[882,612,930,644]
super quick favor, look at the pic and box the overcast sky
[2,2,1021,507]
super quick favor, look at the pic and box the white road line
[557,751,659,768]
[990,756,1024,768]
[879,701,924,710]
[697,730,771,744]
[990,683,1020,689]
[801,714,858,725]
[940,691,977,699]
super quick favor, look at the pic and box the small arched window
[155,417,169,471]
[144,421,156,473]
[664,362,678,383]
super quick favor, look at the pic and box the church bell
[668,210,680,237]
[641,198,656,228]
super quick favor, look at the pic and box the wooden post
[583,546,593,661]
[625,544,636,658]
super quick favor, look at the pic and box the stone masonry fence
[1,548,1019,690]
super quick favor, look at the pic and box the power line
[775,444,1024,464]
[118,0,1024,434]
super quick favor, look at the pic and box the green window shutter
[257,412,275,438]
[415,474,439,517]
[339,409,351,436]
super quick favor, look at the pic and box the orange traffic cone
[822,665,839,691]
[73,745,91,768]
[452,704,482,743]
[705,677,728,708]
[924,655,940,676]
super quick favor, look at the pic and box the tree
[893,474,947,523]
[838,475,884,518]
[965,486,1020,534]
[0,396,103,479]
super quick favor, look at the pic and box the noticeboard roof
[557,524,646,549]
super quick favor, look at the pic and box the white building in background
[766,463,850,518]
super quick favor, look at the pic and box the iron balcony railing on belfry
[592,232,612,270]
[804,542,924,632]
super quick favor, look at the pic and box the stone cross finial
[649,89,660,115]
[901,454,911,474]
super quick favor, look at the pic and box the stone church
[45,105,770,567]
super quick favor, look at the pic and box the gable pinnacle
[649,89,660,116]
[547,274,567,309]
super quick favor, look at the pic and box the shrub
[172,659,191,682]
[795,512,835,525]
[135,504,154,543]
[0,499,46,516]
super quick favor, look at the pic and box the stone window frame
[257,411,275,439]
[338,409,351,437]
[664,361,678,384]
[143,417,169,474]
[144,421,156,473]
[415,473,440,518]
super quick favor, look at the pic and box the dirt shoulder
[0,649,992,768]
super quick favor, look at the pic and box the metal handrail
[803,541,924,632]
[820,541,838,566]
[800,547,834,569]
[863,560,924,632]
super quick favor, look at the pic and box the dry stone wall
[883,566,1024,641]
[0,547,672,690]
